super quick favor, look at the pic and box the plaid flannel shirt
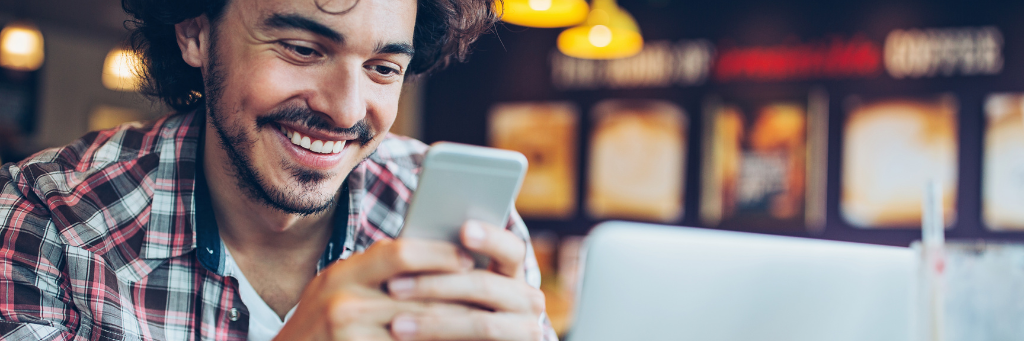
[0,109,555,341]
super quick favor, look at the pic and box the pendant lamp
[557,0,643,60]
[495,0,589,28]
[102,47,143,91]
[0,20,44,71]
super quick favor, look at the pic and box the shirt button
[229,308,240,321]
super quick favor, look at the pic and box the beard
[203,36,375,216]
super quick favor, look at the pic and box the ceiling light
[495,0,589,28]
[0,21,45,72]
[557,0,643,60]
[102,47,143,92]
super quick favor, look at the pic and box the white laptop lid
[568,221,918,341]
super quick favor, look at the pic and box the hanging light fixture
[494,0,589,28]
[0,20,45,71]
[102,47,143,91]
[557,0,643,60]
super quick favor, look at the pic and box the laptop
[567,221,918,341]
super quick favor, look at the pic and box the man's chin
[263,186,338,216]
[247,133,369,216]
[242,164,342,216]
[290,167,331,187]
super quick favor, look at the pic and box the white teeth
[283,127,346,154]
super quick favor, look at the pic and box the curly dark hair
[122,0,499,112]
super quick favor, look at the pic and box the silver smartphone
[400,142,528,267]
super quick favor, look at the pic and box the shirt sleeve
[505,208,560,341]
[0,162,81,340]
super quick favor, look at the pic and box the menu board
[702,97,808,232]
[489,102,579,219]
[982,94,1024,231]
[586,99,686,222]
[841,95,959,229]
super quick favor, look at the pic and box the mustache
[256,105,375,145]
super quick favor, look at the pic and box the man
[0,0,555,340]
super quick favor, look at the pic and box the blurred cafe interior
[1,0,1023,339]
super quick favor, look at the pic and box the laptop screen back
[568,222,917,341]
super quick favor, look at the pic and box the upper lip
[277,122,357,142]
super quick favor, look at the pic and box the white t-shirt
[224,249,298,341]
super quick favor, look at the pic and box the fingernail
[464,221,485,248]
[392,315,418,337]
[388,277,415,296]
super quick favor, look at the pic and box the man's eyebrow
[263,13,343,43]
[376,42,415,57]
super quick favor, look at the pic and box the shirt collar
[138,109,203,261]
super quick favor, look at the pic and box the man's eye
[371,65,400,76]
[282,42,320,58]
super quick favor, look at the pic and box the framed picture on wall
[840,94,959,229]
[982,93,1024,231]
[488,102,579,219]
[586,99,687,223]
[701,94,815,233]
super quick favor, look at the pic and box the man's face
[205,0,416,215]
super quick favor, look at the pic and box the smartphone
[400,142,528,267]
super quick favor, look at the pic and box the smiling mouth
[279,126,347,154]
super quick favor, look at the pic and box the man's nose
[307,63,366,128]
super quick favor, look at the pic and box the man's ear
[175,15,212,69]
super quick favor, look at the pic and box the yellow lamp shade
[557,5,643,60]
[495,0,589,28]
[103,47,143,92]
[0,21,45,71]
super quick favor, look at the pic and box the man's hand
[386,221,547,341]
[273,239,476,341]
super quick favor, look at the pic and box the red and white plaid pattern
[0,110,555,340]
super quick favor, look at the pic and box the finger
[277,294,396,339]
[327,294,473,328]
[325,294,403,327]
[387,271,545,314]
[390,311,543,341]
[328,324,394,341]
[460,220,526,278]
[343,239,474,286]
